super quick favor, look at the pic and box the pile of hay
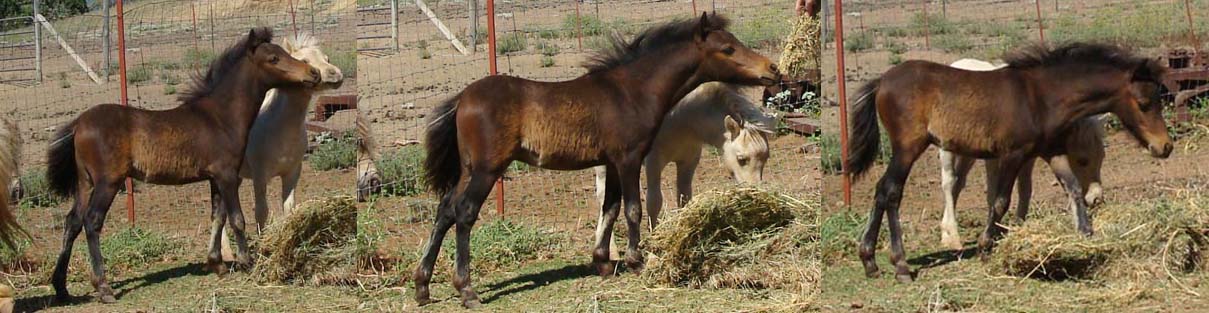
[778,13,822,80]
[252,196,363,285]
[642,187,819,300]
[992,196,1209,280]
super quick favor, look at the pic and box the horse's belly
[129,132,210,184]
[519,121,604,168]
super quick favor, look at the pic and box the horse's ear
[1132,59,1162,83]
[698,12,711,41]
[246,28,273,54]
[724,115,742,138]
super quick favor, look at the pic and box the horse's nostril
[769,63,780,74]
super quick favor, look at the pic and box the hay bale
[992,197,1209,280]
[778,13,822,80]
[252,196,361,285]
[643,187,818,296]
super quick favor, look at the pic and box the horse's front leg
[1045,155,1092,236]
[215,175,252,269]
[938,149,974,251]
[250,173,271,235]
[82,182,120,303]
[592,166,622,261]
[593,164,622,276]
[281,164,302,218]
[978,152,1028,258]
[673,155,699,209]
[1013,158,1036,223]
[617,161,645,273]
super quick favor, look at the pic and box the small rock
[402,102,416,110]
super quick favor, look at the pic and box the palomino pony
[847,43,1172,283]
[46,28,319,303]
[0,117,26,249]
[592,82,774,232]
[937,58,1107,250]
[236,32,344,233]
[218,32,344,257]
[416,14,779,308]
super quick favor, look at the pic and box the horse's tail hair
[847,78,882,179]
[355,109,378,161]
[47,119,79,198]
[424,94,462,197]
[0,117,28,249]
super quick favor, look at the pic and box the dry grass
[778,14,821,80]
[642,187,820,309]
[992,192,1209,286]
[252,196,363,285]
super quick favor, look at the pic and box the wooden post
[392,0,399,51]
[1185,0,1201,56]
[117,0,135,224]
[469,0,478,53]
[32,0,41,83]
[835,0,851,206]
[575,0,583,51]
[487,0,503,216]
[288,0,298,35]
[920,0,929,50]
[691,0,697,14]
[416,0,470,55]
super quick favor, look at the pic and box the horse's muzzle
[1149,142,1173,158]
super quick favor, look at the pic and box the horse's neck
[260,87,316,128]
[1029,66,1121,129]
[612,45,704,118]
[198,68,271,135]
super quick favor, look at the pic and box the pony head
[284,32,343,90]
[721,115,772,183]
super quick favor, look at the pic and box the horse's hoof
[461,290,482,309]
[624,257,644,274]
[594,260,616,277]
[895,273,914,283]
[414,286,433,306]
[940,235,964,251]
[95,287,117,304]
[206,260,228,276]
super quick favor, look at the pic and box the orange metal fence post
[1034,0,1045,44]
[487,0,504,216]
[835,0,851,206]
[117,0,135,224]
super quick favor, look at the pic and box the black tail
[846,78,881,179]
[47,120,78,197]
[424,95,462,197]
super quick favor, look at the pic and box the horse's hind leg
[939,149,974,250]
[250,174,270,235]
[206,182,229,275]
[215,177,252,269]
[413,189,456,306]
[82,182,120,303]
[862,139,926,283]
[1045,155,1092,236]
[618,162,646,272]
[594,164,622,276]
[52,190,86,301]
[644,157,668,231]
[978,153,1028,257]
[451,169,501,309]
[281,164,302,217]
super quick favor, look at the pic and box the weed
[845,32,874,52]
[812,134,842,175]
[375,145,426,197]
[540,55,555,68]
[18,167,62,209]
[310,134,358,171]
[496,33,527,54]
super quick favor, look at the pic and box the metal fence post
[103,0,111,79]
[33,0,42,83]
[116,0,135,224]
[486,0,503,216]
[834,0,851,206]
[1034,0,1046,44]
[391,0,399,51]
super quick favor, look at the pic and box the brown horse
[415,14,778,308]
[846,43,1172,283]
[45,28,320,303]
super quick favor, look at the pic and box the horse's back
[74,104,218,184]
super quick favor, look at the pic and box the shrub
[18,168,62,208]
[496,33,527,54]
[182,47,216,70]
[126,65,152,84]
[934,34,972,53]
[540,55,555,68]
[845,32,874,52]
[375,145,426,197]
[309,134,358,171]
[562,14,607,37]
[327,49,357,78]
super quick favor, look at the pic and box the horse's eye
[270,55,280,64]
[737,156,749,166]
[722,46,736,55]
[302,59,310,64]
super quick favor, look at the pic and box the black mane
[1004,42,1166,82]
[582,14,730,73]
[178,27,274,103]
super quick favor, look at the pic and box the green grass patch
[182,47,217,70]
[327,49,357,78]
[732,8,791,49]
[441,220,557,274]
[99,227,180,272]
[126,65,152,84]
[562,14,607,37]
[812,134,842,175]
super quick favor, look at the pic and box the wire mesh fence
[356,0,821,249]
[0,0,357,261]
